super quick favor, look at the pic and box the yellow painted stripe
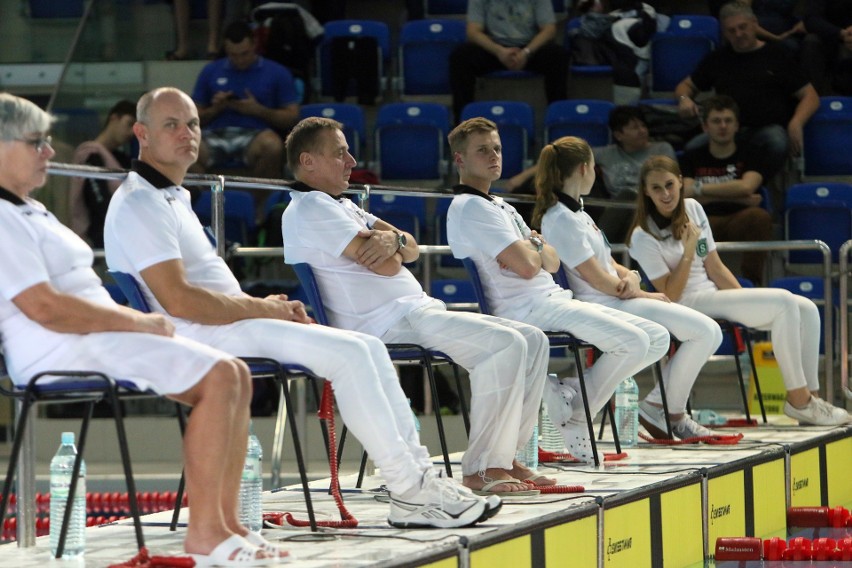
[826,437,852,508]
[752,458,787,538]
[471,535,531,568]
[661,484,703,567]
[545,515,597,568]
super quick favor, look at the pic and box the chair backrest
[300,103,367,161]
[544,99,615,146]
[399,19,466,96]
[460,101,535,178]
[108,271,152,313]
[803,97,852,177]
[784,182,852,264]
[429,278,477,305]
[292,263,331,326]
[374,102,450,180]
[563,18,614,76]
[461,258,491,315]
[367,194,428,242]
[193,190,257,245]
[553,262,570,290]
[667,14,720,43]
[317,19,391,99]
[649,34,714,93]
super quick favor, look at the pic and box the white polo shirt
[282,184,430,337]
[446,185,563,321]
[0,188,112,376]
[628,198,718,295]
[104,162,244,328]
[541,193,616,304]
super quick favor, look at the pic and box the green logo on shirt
[697,238,708,258]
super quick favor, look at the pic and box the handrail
[46,0,97,113]
[839,240,852,399]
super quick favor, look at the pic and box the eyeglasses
[15,135,53,153]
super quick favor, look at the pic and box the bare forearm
[16,288,145,335]
[159,286,275,324]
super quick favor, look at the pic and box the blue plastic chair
[545,99,615,146]
[368,193,428,244]
[784,182,852,264]
[803,97,852,177]
[317,20,391,99]
[563,18,615,79]
[429,278,478,307]
[374,102,450,180]
[399,19,466,96]
[193,190,257,246]
[461,101,535,178]
[300,103,367,162]
[108,271,321,530]
[461,258,612,465]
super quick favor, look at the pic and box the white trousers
[681,288,821,392]
[521,290,670,423]
[381,301,550,476]
[180,319,431,495]
[595,297,723,412]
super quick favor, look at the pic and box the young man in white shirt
[282,116,551,496]
[446,118,669,461]
[104,87,491,529]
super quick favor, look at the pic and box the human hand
[228,89,262,116]
[644,291,671,303]
[265,296,312,324]
[615,271,641,299]
[787,120,804,156]
[135,313,175,337]
[677,97,699,119]
[356,228,398,269]
[211,91,235,107]
[682,220,701,249]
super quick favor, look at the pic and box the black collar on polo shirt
[132,159,178,189]
[650,208,672,231]
[288,180,343,201]
[452,184,493,201]
[0,186,25,206]
[556,192,582,212]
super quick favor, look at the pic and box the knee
[207,358,249,403]
[248,130,283,158]
[616,327,651,357]
[739,208,773,238]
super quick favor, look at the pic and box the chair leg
[0,393,36,535]
[422,355,453,477]
[170,405,189,532]
[608,396,622,454]
[355,451,369,489]
[279,375,317,532]
[731,329,753,424]
[742,329,768,423]
[654,360,674,438]
[598,401,610,441]
[56,401,94,558]
[106,386,144,550]
[572,347,600,467]
[452,363,470,437]
[270,382,288,489]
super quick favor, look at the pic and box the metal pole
[15,399,36,547]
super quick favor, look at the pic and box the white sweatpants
[595,297,723,412]
[381,301,550,476]
[521,290,670,423]
[179,319,431,495]
[680,288,821,392]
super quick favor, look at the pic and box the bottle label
[242,458,261,480]
[616,393,638,407]
[50,477,85,499]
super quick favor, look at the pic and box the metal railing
[839,240,852,400]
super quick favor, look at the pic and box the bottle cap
[61,432,75,445]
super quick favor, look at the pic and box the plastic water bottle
[239,422,263,532]
[614,377,639,447]
[49,432,86,557]
[539,401,564,453]
[515,424,539,470]
[408,398,421,433]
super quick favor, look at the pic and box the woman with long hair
[627,155,849,426]
[535,137,723,439]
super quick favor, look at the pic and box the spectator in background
[166,0,223,60]
[679,95,772,285]
[449,0,569,122]
[193,20,299,182]
[708,0,805,53]
[69,100,135,247]
[803,0,852,95]
[676,2,819,179]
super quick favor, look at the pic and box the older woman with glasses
[0,92,282,566]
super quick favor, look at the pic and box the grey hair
[719,1,756,21]
[0,92,54,141]
[136,87,189,125]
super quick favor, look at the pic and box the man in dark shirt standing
[675,1,819,181]
[680,95,772,285]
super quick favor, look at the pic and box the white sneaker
[388,469,489,529]
[785,397,851,426]
[435,470,502,521]
[542,375,578,428]
[671,416,714,440]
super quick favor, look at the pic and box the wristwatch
[394,230,407,251]
[529,235,544,252]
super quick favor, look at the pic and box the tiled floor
[2,416,849,567]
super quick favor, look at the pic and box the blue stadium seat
[300,103,367,162]
[649,16,718,95]
[461,101,535,178]
[368,193,428,243]
[802,97,852,177]
[429,279,478,306]
[374,102,450,180]
[784,182,852,264]
[316,20,391,101]
[667,14,721,43]
[193,190,257,245]
[544,99,615,146]
[769,276,835,354]
[563,18,614,79]
[399,19,466,96]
